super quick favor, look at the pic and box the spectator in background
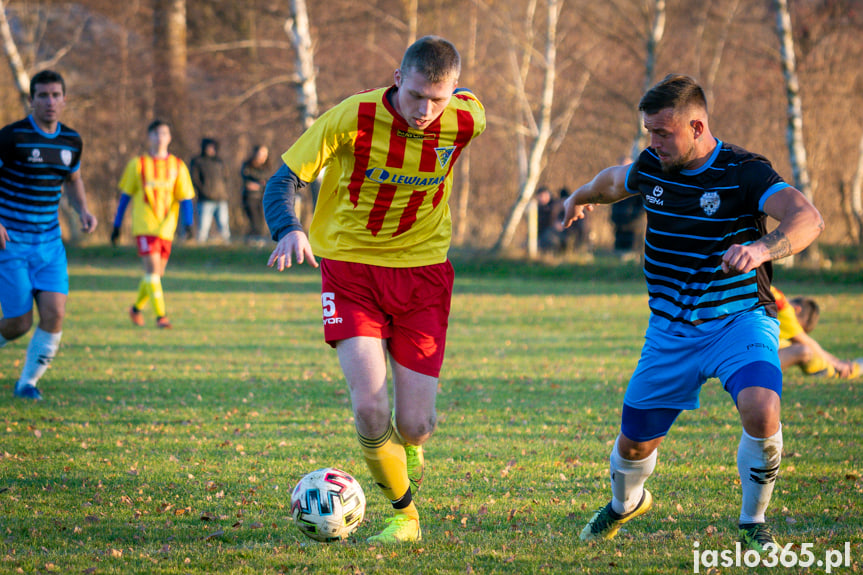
[536,186,561,253]
[610,155,643,261]
[241,145,271,244]
[559,186,594,255]
[190,138,231,243]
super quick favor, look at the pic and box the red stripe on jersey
[366,184,397,236]
[349,102,377,208]
[432,109,475,208]
[394,189,427,237]
[139,156,150,208]
[419,118,442,173]
[386,124,407,169]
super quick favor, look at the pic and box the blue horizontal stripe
[644,204,739,223]
[648,224,759,243]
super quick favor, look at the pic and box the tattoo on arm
[761,230,793,261]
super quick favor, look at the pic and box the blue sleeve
[180,199,194,227]
[263,163,307,241]
[113,194,131,228]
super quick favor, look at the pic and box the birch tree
[491,0,590,253]
[774,0,818,264]
[285,0,319,223]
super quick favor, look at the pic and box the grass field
[1,245,861,574]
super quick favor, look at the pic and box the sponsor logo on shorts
[321,292,342,325]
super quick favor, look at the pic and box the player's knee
[397,414,436,445]
[352,401,389,433]
[1,315,33,340]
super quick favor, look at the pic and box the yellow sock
[149,275,167,317]
[357,424,418,518]
[801,353,832,376]
[134,276,151,310]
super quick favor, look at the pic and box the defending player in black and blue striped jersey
[0,70,97,400]
[562,74,823,551]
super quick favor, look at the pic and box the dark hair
[201,138,218,155]
[638,74,707,116]
[791,296,820,333]
[30,70,66,98]
[147,119,171,134]
[244,145,269,166]
[400,35,461,83]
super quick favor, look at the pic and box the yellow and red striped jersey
[771,286,805,341]
[118,154,195,240]
[284,86,485,267]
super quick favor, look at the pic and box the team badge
[700,191,720,216]
[61,150,73,166]
[435,146,456,169]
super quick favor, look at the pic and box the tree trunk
[287,0,318,131]
[493,0,561,254]
[851,130,863,244]
[774,0,819,265]
[0,2,30,110]
[454,0,478,246]
[630,0,665,157]
[153,0,188,156]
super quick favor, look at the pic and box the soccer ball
[290,467,366,542]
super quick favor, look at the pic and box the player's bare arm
[0,222,8,250]
[267,230,318,271]
[64,171,97,233]
[562,165,631,228]
[721,186,823,274]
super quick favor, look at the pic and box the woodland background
[1,0,862,254]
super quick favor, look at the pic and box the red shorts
[136,236,173,260]
[320,259,455,378]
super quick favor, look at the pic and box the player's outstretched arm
[0,222,8,250]
[561,164,631,228]
[721,186,823,274]
[267,230,317,271]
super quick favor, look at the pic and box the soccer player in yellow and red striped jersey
[772,286,861,378]
[264,36,485,543]
[111,120,195,329]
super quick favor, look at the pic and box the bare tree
[454,0,479,246]
[491,0,589,253]
[848,131,863,244]
[629,0,666,158]
[285,0,319,225]
[774,0,818,264]
[0,1,30,108]
[286,0,318,131]
[153,0,188,155]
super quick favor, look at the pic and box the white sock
[610,435,657,515]
[738,425,782,524]
[18,328,62,387]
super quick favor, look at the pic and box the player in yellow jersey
[772,286,861,379]
[264,36,485,543]
[111,120,195,329]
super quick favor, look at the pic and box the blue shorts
[0,238,68,318]
[623,308,781,411]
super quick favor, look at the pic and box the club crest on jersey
[61,150,73,166]
[435,146,456,169]
[700,191,721,216]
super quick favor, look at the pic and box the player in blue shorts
[0,70,97,400]
[562,75,823,551]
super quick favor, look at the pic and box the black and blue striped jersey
[624,139,788,334]
[0,115,82,245]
